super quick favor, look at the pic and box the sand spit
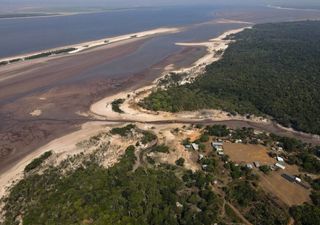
[89,27,260,124]
[0,27,180,64]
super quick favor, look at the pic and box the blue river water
[0,6,224,58]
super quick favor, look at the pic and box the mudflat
[0,32,206,174]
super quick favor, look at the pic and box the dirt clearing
[223,143,275,165]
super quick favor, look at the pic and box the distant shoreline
[0,27,180,67]
[267,4,320,12]
[0,7,151,20]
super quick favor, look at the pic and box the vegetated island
[141,20,320,135]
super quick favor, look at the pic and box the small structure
[295,177,302,183]
[212,142,223,147]
[176,202,183,208]
[275,163,286,170]
[199,154,204,160]
[191,143,199,151]
[235,139,242,143]
[282,174,295,182]
[253,161,260,168]
[217,151,225,156]
[185,144,191,149]
[202,165,208,170]
[277,147,284,151]
[276,156,284,162]
[215,146,223,152]
[246,163,254,169]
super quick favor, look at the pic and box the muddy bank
[0,43,205,174]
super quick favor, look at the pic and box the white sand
[0,122,109,198]
[30,109,42,117]
[0,27,180,63]
[89,27,266,125]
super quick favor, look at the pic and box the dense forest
[2,146,221,225]
[3,124,310,225]
[141,21,320,135]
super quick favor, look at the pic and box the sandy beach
[90,27,255,123]
[0,27,180,63]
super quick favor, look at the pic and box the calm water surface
[0,6,222,58]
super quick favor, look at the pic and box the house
[176,202,183,208]
[202,165,208,170]
[282,174,295,182]
[215,146,223,152]
[275,163,286,170]
[253,162,260,168]
[276,156,284,162]
[199,154,204,160]
[191,143,199,151]
[295,177,302,183]
[246,163,254,169]
[212,142,223,147]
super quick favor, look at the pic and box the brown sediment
[0,35,205,174]
[0,38,147,102]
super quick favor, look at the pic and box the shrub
[175,158,185,166]
[24,151,52,173]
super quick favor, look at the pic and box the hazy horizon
[1,0,319,13]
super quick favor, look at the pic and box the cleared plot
[223,143,275,165]
[259,164,311,206]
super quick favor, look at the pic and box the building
[295,177,302,183]
[212,142,223,147]
[275,163,286,170]
[246,163,254,169]
[191,143,199,151]
[282,174,295,182]
[276,156,284,162]
[202,165,208,170]
[253,162,260,168]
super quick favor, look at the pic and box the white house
[275,163,285,170]
[276,156,284,162]
[191,143,199,151]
